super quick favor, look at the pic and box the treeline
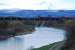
[0,16,74,27]
[0,16,75,28]
[0,16,75,21]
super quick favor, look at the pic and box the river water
[0,27,66,50]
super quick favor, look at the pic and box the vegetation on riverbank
[32,41,65,50]
[0,16,75,39]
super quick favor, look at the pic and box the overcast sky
[0,0,75,10]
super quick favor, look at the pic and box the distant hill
[33,41,65,50]
[0,10,75,18]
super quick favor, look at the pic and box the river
[0,27,66,50]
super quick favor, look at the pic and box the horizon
[0,0,75,17]
[0,10,75,17]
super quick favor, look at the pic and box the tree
[0,21,8,29]
[62,20,75,50]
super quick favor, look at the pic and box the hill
[0,10,75,17]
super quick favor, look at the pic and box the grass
[32,41,63,50]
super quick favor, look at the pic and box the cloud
[0,3,6,5]
[0,0,75,10]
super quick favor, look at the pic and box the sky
[0,0,75,10]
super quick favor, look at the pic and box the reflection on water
[0,37,25,50]
[0,27,65,50]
